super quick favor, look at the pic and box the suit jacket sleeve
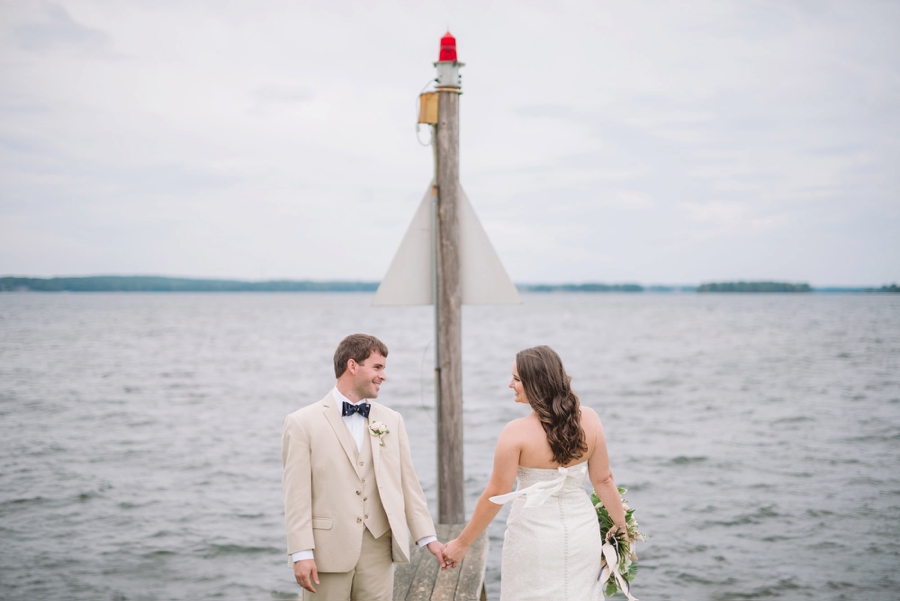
[282,413,315,556]
[397,414,437,541]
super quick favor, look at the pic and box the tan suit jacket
[282,392,436,572]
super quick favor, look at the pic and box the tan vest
[355,423,390,539]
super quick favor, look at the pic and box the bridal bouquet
[591,487,647,600]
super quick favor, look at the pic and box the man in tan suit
[282,333,446,600]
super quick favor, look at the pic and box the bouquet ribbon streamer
[599,539,638,601]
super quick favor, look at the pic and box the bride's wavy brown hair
[516,345,587,465]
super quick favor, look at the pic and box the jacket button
[365,515,369,519]
[357,518,362,523]
[361,479,366,484]
[363,497,368,501]
[356,490,361,495]
[359,461,365,466]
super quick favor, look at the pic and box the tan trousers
[303,529,393,601]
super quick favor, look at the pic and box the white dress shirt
[292,387,436,563]
[335,386,368,453]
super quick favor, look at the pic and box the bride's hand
[607,524,631,546]
[441,537,469,568]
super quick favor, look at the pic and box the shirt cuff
[292,550,315,562]
[417,536,438,547]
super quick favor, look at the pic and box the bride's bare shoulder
[501,414,541,437]
[579,405,603,433]
[580,405,600,421]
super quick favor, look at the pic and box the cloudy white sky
[1,0,897,286]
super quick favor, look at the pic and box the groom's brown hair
[334,334,389,378]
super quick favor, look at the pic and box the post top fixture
[434,32,463,89]
[438,31,457,62]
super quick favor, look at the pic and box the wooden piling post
[434,85,465,525]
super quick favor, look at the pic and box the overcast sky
[1,1,897,286]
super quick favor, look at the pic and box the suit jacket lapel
[368,402,383,476]
[322,392,360,474]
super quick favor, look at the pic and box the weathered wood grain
[392,542,422,601]
[429,524,462,601]
[434,88,465,525]
[405,538,442,600]
[455,528,489,601]
[392,523,488,601]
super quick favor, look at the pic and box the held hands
[426,540,452,570]
[440,537,469,569]
[293,559,319,593]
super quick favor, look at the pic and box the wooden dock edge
[393,523,489,601]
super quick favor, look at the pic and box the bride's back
[513,406,602,470]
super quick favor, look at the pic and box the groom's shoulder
[370,400,403,422]
[285,394,331,422]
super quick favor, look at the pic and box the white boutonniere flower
[368,421,390,447]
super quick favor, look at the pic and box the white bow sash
[489,462,640,601]
[489,463,588,507]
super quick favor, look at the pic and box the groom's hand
[426,540,450,570]
[441,537,469,569]
[294,559,319,593]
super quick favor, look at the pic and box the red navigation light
[439,32,457,62]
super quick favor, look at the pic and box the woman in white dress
[441,346,629,601]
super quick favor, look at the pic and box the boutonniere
[368,421,390,447]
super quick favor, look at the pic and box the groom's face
[350,351,387,400]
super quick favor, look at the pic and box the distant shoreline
[1,276,896,294]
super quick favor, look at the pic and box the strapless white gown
[490,462,602,601]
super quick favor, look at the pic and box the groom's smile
[350,352,387,400]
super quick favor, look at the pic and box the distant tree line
[0,276,379,292]
[697,281,812,293]
[517,283,644,293]
[1,276,891,294]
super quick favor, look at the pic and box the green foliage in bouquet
[591,487,648,598]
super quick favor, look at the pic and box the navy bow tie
[342,401,371,418]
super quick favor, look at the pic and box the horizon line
[0,274,893,290]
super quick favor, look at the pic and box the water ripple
[1,292,899,600]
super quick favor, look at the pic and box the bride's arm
[441,422,521,565]
[585,409,628,535]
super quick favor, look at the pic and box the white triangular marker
[373,182,521,306]
[372,184,435,306]
[457,186,522,305]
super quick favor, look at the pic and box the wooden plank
[429,524,463,601]
[393,541,425,601]
[435,88,465,525]
[435,523,453,543]
[454,529,488,601]
[402,524,445,601]
[393,523,489,601]
[404,547,441,600]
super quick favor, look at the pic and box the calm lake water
[1,292,898,601]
